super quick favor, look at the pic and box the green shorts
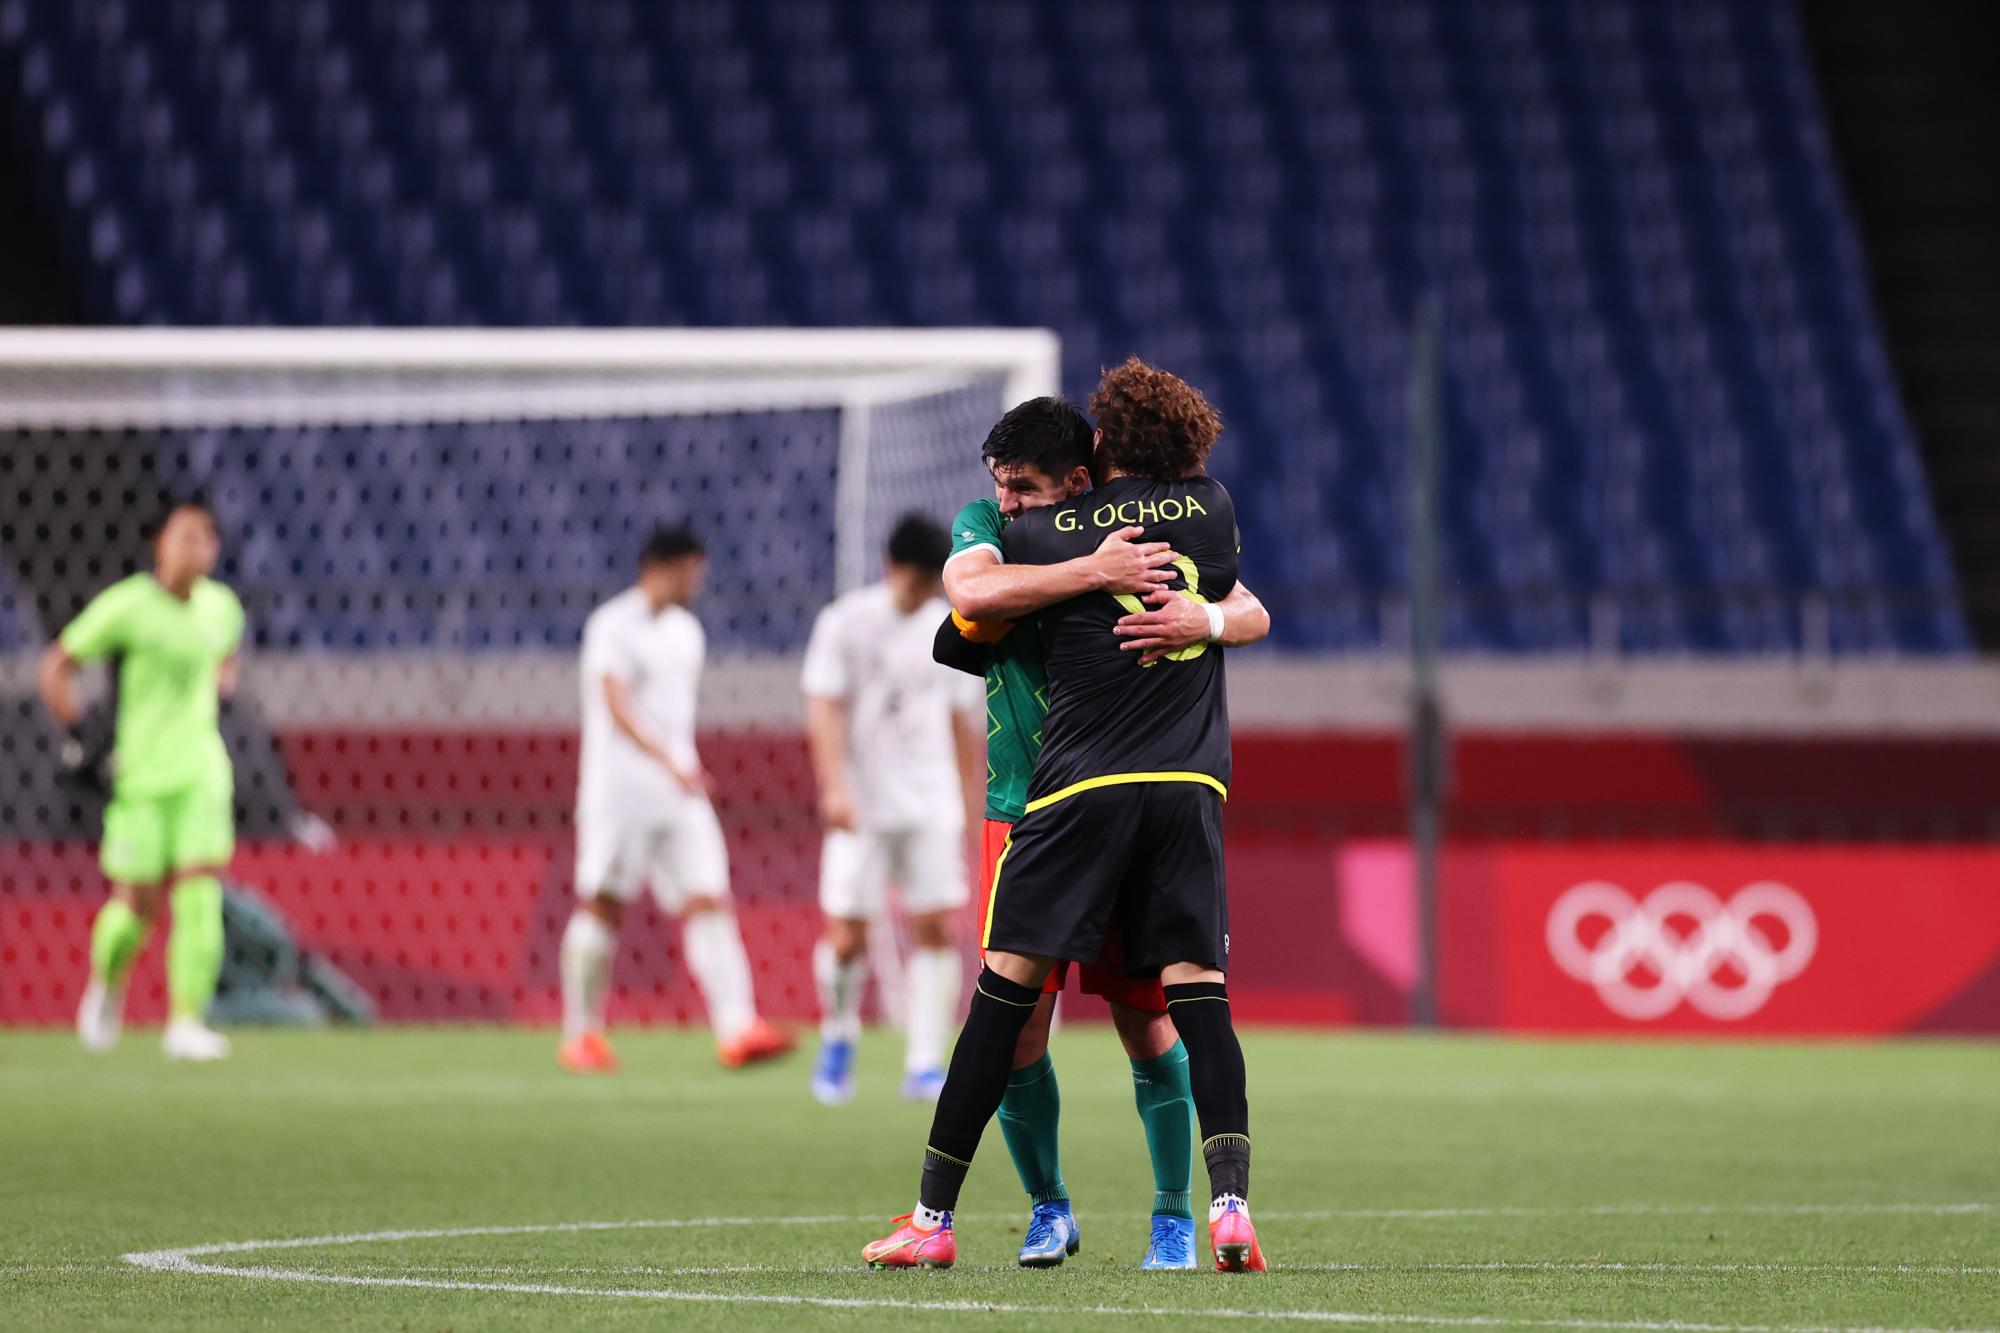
[100,781,235,886]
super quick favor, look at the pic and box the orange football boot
[862,1212,957,1269]
[558,1030,620,1074]
[718,1018,796,1068]
[1209,1197,1268,1272]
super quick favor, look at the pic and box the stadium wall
[6,659,2000,1034]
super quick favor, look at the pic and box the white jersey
[801,583,981,832]
[577,587,704,820]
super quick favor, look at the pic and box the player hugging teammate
[864,358,1272,1274]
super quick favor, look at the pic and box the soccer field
[3,1028,1995,1331]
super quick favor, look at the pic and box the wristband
[1203,601,1226,642]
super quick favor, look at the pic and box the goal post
[0,326,1059,403]
[0,325,1059,644]
[0,326,1059,1027]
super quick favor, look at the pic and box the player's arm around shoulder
[1120,560,1272,664]
[949,510,1178,621]
[942,497,1020,626]
[1214,579,1270,647]
[941,498,1015,623]
[1111,578,1272,665]
[1109,477,1267,663]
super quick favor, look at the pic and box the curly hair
[1087,357,1223,481]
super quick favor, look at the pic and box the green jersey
[59,573,244,799]
[948,499,1048,822]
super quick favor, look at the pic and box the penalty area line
[120,1217,2000,1333]
[278,1260,2000,1279]
[115,1258,2000,1333]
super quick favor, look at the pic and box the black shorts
[980,778,1228,974]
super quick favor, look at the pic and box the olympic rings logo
[1545,881,1818,1021]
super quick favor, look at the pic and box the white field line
[117,1213,853,1266]
[112,1258,2000,1333]
[314,1263,800,1276]
[1294,1262,2000,1277]
[118,1209,2000,1333]
[1264,1203,1997,1221]
[301,1260,2000,1280]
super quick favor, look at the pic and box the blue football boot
[811,1039,854,1105]
[1141,1212,1198,1270]
[1017,1200,1082,1268]
[899,1068,946,1102]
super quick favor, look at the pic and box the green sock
[166,876,225,1022]
[90,898,149,987]
[997,1052,1069,1205]
[1132,1039,1196,1219]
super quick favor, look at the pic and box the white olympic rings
[1545,880,1817,1020]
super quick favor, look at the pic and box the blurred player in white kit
[803,515,984,1104]
[559,527,795,1073]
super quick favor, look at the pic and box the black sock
[1164,981,1251,1203]
[918,967,1044,1214]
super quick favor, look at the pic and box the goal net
[0,327,1058,1027]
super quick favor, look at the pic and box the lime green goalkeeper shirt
[948,498,1049,823]
[59,573,244,799]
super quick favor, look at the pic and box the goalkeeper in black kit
[863,358,1266,1273]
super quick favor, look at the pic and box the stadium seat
[0,0,1969,653]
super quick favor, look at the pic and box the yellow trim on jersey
[1021,771,1228,815]
[979,833,1014,950]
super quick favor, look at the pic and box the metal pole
[1406,300,1445,1029]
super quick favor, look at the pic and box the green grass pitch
[3,1027,1995,1330]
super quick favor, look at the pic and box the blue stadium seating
[0,0,1970,653]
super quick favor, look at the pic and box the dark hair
[885,513,950,573]
[1088,357,1222,481]
[147,496,215,542]
[639,526,705,566]
[979,396,1094,483]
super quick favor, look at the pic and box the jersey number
[1113,555,1210,664]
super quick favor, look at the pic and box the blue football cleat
[1142,1212,1198,1270]
[899,1068,946,1102]
[811,1039,855,1105]
[1017,1200,1081,1268]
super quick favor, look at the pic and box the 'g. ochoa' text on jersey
[999,475,1238,803]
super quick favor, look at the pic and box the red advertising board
[1340,843,2000,1034]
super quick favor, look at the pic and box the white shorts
[818,824,970,921]
[575,800,731,913]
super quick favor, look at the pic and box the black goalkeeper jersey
[999,474,1239,804]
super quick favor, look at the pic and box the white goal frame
[0,326,1061,596]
